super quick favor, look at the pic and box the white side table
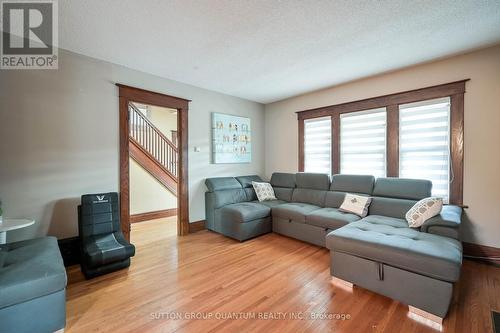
[0,219,35,244]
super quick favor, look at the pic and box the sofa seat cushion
[306,208,360,230]
[252,199,287,208]
[219,202,271,224]
[272,202,321,223]
[83,232,135,267]
[0,237,67,309]
[326,216,462,282]
[359,214,408,227]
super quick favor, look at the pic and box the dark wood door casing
[117,84,191,239]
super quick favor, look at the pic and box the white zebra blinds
[399,97,451,201]
[304,116,332,174]
[340,108,387,178]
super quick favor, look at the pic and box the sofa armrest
[420,205,462,240]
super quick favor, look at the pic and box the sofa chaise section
[326,177,463,321]
[327,216,462,320]
[205,175,280,241]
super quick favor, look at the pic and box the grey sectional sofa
[205,172,463,321]
[0,237,67,332]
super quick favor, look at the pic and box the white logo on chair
[93,195,109,203]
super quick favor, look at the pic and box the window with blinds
[304,117,331,174]
[399,97,451,201]
[340,108,387,178]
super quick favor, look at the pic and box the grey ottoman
[326,216,462,324]
[0,237,67,332]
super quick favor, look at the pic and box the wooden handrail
[129,103,178,178]
[129,103,178,152]
[129,138,178,182]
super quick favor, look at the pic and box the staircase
[128,103,178,195]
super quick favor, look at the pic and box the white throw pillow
[406,197,443,228]
[252,181,277,202]
[339,194,372,217]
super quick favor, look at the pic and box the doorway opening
[117,84,190,241]
[129,102,178,239]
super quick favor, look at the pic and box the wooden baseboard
[189,220,206,233]
[130,208,177,223]
[463,242,500,265]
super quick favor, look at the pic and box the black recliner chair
[78,192,135,279]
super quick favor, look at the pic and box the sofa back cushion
[291,173,330,206]
[205,177,248,209]
[292,189,327,206]
[296,173,331,190]
[369,197,417,219]
[271,172,297,188]
[325,174,375,208]
[369,178,431,218]
[270,172,296,201]
[330,174,375,194]
[236,175,263,201]
[207,189,247,209]
[205,177,242,192]
[372,177,432,200]
[236,175,263,188]
[324,192,346,208]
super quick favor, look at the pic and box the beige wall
[0,48,265,242]
[265,45,500,247]
[149,105,177,141]
[129,158,176,215]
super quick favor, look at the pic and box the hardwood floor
[66,218,500,332]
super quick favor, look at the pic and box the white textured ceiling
[58,1,500,103]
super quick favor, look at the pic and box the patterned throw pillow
[406,197,443,228]
[339,193,372,217]
[252,181,277,202]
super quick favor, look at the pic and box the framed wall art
[212,113,251,164]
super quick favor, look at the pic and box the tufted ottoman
[326,215,462,324]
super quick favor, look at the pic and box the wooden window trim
[386,104,399,178]
[297,79,468,205]
[298,119,304,171]
[117,84,191,240]
[332,113,340,174]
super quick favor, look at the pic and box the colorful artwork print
[212,113,251,163]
